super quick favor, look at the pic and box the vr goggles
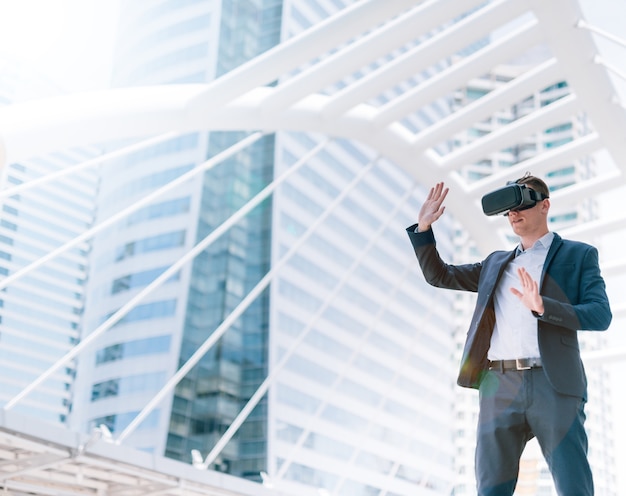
[481,182,548,216]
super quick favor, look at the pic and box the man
[406,174,611,496]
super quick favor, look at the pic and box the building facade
[0,59,99,424]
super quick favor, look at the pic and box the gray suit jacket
[407,225,612,398]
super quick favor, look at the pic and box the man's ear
[541,198,550,214]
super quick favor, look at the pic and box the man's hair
[514,172,550,198]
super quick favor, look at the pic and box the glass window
[131,15,211,56]
[286,354,336,386]
[355,451,393,473]
[276,383,319,414]
[127,197,191,225]
[115,231,186,261]
[282,462,338,490]
[91,371,166,401]
[89,409,160,433]
[96,335,171,364]
[136,43,208,78]
[275,422,303,443]
[112,267,179,294]
[303,432,353,460]
[91,378,119,401]
[321,405,368,432]
[140,0,206,24]
[114,299,177,325]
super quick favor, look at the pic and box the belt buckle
[515,358,531,370]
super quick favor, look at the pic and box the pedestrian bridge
[0,408,295,496]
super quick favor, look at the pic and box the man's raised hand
[417,182,449,232]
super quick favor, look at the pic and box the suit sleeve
[538,245,611,331]
[406,224,481,292]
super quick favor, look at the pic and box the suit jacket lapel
[490,249,516,294]
[540,232,562,290]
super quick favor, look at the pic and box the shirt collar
[516,231,554,255]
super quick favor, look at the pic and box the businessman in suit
[406,175,611,496]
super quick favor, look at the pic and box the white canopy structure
[1,0,626,494]
[1,0,626,255]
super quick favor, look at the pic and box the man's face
[506,193,548,236]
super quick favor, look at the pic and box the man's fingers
[433,185,449,208]
[439,186,449,204]
[517,267,532,287]
[421,183,448,227]
[430,182,447,199]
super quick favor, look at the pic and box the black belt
[489,357,542,371]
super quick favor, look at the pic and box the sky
[1,0,626,492]
[0,0,119,91]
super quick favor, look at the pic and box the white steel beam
[560,210,626,241]
[0,85,208,162]
[467,133,603,196]
[409,57,562,151]
[595,56,626,85]
[261,0,483,112]
[373,21,543,128]
[529,0,626,175]
[186,0,421,113]
[577,19,626,49]
[439,94,582,171]
[323,0,528,119]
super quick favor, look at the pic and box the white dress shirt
[487,232,554,361]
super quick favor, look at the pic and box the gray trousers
[476,368,592,496]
